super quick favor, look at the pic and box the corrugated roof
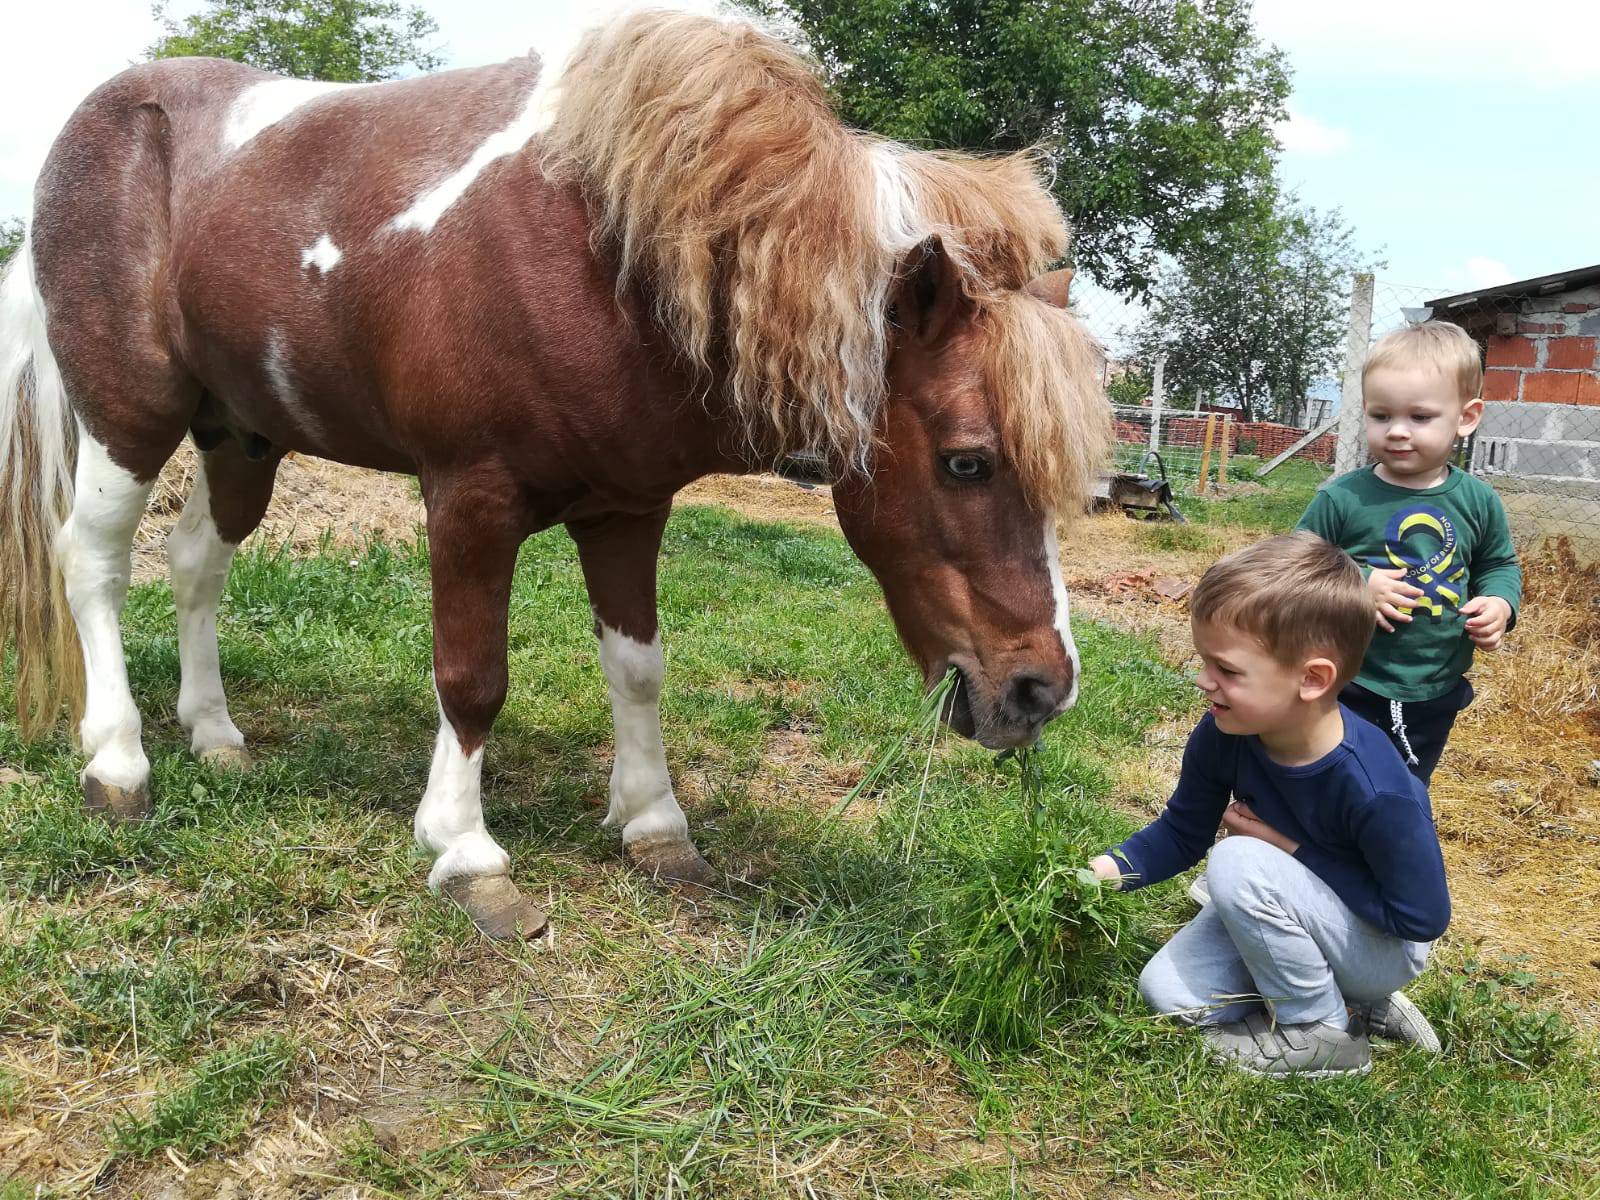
[1426,264,1600,313]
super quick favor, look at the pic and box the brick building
[1426,264,1600,552]
[1429,264,1600,406]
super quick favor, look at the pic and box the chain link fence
[1071,270,1600,558]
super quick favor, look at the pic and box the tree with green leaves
[1129,197,1377,425]
[742,0,1289,295]
[0,219,23,268]
[148,0,443,82]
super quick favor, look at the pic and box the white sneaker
[1187,875,1211,906]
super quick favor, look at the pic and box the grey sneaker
[1354,991,1441,1053]
[1187,875,1211,906]
[1203,1011,1372,1078]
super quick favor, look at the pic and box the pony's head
[831,248,1103,747]
[545,9,1111,746]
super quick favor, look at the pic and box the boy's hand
[1460,595,1512,651]
[1368,567,1423,633]
[1088,854,1124,889]
[1221,801,1300,856]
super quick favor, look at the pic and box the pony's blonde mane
[542,8,1107,511]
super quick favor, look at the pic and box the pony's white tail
[0,239,83,737]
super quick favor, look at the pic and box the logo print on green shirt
[1371,505,1467,620]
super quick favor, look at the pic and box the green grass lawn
[1,505,1596,1197]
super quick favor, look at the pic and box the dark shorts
[1340,677,1475,787]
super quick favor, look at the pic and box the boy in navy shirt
[1090,531,1450,1078]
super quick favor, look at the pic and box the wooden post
[1333,273,1375,478]
[1195,413,1218,496]
[1217,415,1232,490]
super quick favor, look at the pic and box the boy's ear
[1300,657,1339,702]
[1457,396,1485,437]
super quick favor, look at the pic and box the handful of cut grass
[830,675,1134,1051]
[940,745,1129,1050]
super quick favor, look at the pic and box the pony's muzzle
[936,660,1073,749]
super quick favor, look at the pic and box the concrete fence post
[1149,355,1167,457]
[1334,273,1375,478]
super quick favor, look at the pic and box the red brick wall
[1476,292,1600,406]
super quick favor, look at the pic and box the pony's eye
[940,451,993,482]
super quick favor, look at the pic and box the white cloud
[1465,256,1515,289]
[1274,107,1351,155]
[1251,0,1600,86]
[0,3,167,219]
[0,0,731,223]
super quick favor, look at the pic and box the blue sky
[1255,1,1600,294]
[3,1,1595,311]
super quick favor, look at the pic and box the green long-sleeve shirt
[1297,466,1522,702]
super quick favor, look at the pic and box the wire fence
[1071,271,1600,558]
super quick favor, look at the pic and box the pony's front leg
[570,509,714,890]
[414,473,546,939]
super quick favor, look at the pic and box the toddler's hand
[1461,595,1512,651]
[1368,567,1423,633]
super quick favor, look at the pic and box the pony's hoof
[82,775,152,823]
[627,836,716,893]
[440,874,549,940]
[199,745,253,773]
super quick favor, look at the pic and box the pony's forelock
[981,294,1112,518]
[541,8,1100,505]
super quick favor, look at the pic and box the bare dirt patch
[132,445,426,585]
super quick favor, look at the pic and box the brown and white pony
[0,10,1108,936]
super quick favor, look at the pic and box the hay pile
[1430,540,1600,1019]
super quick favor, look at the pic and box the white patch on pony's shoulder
[300,235,342,274]
[1043,519,1081,713]
[389,88,546,235]
[225,79,357,151]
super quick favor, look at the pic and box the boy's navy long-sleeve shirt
[1110,707,1451,942]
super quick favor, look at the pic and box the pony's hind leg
[57,431,167,820]
[168,441,281,768]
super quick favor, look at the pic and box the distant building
[1426,265,1600,554]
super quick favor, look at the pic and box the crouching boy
[1090,531,1449,1078]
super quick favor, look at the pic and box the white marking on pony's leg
[56,431,153,791]
[299,234,342,274]
[224,79,357,150]
[1043,518,1081,714]
[597,627,688,846]
[167,469,244,756]
[389,89,546,234]
[413,696,512,888]
[263,330,326,443]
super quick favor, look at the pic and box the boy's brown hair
[1362,319,1483,405]
[1190,531,1374,686]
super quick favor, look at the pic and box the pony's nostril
[1004,671,1064,726]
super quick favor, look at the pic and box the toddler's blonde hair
[1363,320,1483,405]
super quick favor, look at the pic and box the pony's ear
[1024,268,1074,309]
[890,236,969,345]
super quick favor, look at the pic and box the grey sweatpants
[1138,836,1432,1028]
